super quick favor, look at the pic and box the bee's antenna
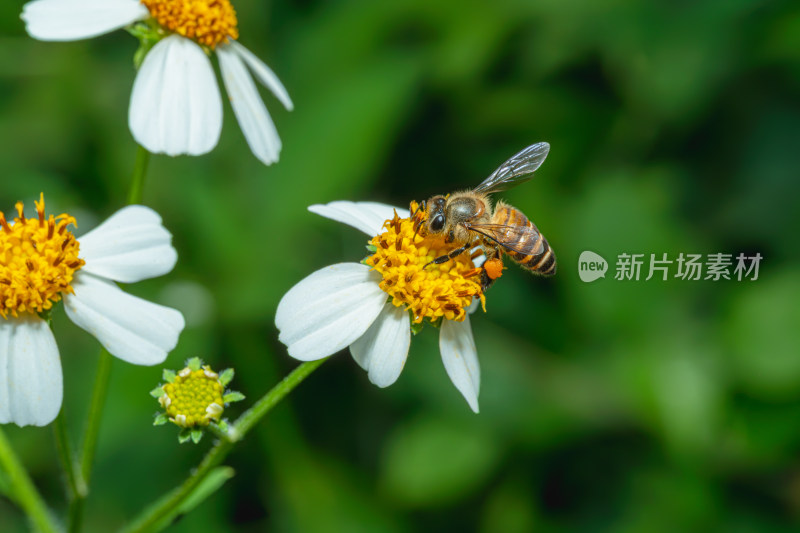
[412,200,426,238]
[411,200,424,219]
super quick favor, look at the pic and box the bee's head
[425,195,447,234]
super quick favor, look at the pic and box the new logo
[578,251,608,282]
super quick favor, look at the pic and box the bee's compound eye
[431,214,445,231]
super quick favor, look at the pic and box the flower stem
[128,145,151,205]
[0,427,59,533]
[232,358,326,438]
[79,348,113,486]
[54,411,87,533]
[74,145,152,532]
[121,359,327,533]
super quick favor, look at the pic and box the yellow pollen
[366,203,485,324]
[161,368,225,427]
[141,0,239,49]
[0,193,84,320]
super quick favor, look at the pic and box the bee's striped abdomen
[493,204,556,276]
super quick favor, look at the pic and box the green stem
[0,427,59,533]
[121,359,327,533]
[73,145,152,532]
[79,349,113,486]
[232,358,326,438]
[54,412,86,533]
[128,145,151,205]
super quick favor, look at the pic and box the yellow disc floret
[366,204,485,324]
[141,0,239,49]
[0,193,84,319]
[160,367,225,428]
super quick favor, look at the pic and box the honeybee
[415,142,556,290]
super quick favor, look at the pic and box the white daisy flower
[21,0,293,166]
[0,194,185,427]
[275,201,484,412]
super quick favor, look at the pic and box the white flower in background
[0,194,185,427]
[275,201,484,412]
[21,0,293,166]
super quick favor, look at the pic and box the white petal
[78,205,176,283]
[217,44,281,166]
[439,315,480,413]
[129,35,222,157]
[226,41,293,111]
[275,263,386,361]
[350,303,410,387]
[0,317,62,427]
[22,0,147,41]
[308,202,408,237]
[64,273,185,366]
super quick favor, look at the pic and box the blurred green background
[2,0,800,531]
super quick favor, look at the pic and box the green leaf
[223,392,245,404]
[149,386,165,398]
[177,430,192,444]
[190,429,203,444]
[162,369,176,383]
[153,414,169,426]
[366,244,378,253]
[218,368,234,387]
[186,357,203,371]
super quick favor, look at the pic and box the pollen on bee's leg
[484,258,505,280]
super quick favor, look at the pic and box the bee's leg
[480,247,501,292]
[424,243,471,268]
[480,270,492,291]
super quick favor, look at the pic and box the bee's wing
[468,223,540,256]
[473,142,550,194]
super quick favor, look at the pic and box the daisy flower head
[21,0,293,166]
[0,194,185,427]
[275,201,485,413]
[151,357,244,444]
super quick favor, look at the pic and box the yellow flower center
[0,194,84,320]
[141,0,239,49]
[366,204,485,324]
[160,368,225,427]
